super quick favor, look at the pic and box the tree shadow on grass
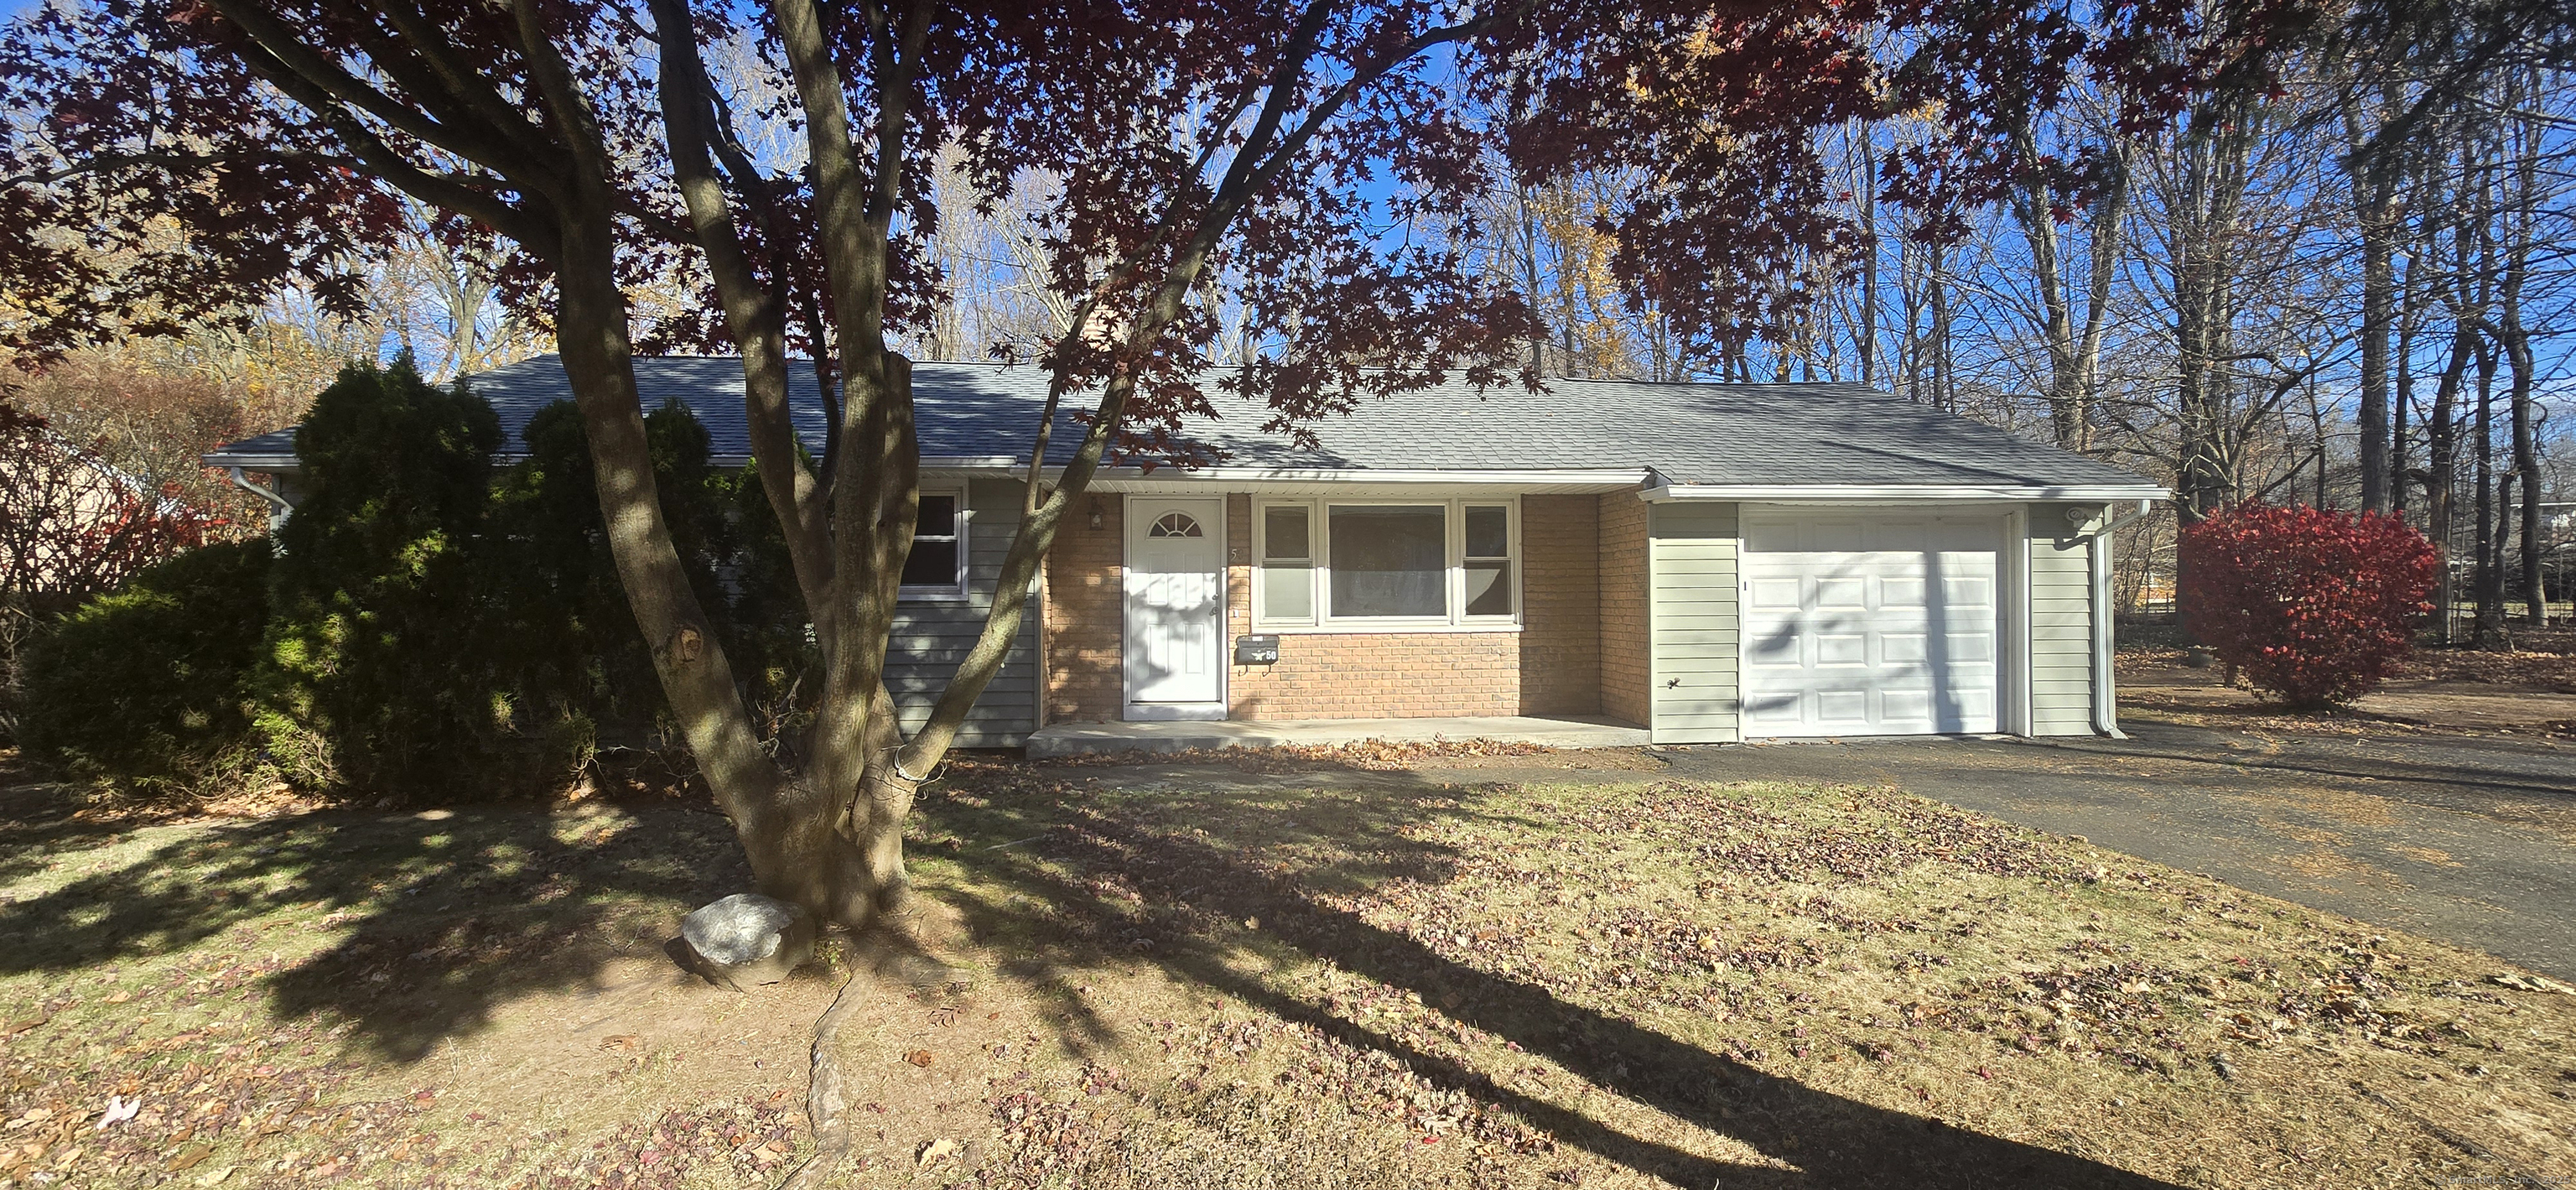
[0,792,752,1063]
[917,761,2184,1190]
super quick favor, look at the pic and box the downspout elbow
[227,467,294,534]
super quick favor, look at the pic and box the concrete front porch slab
[1024,715,1650,759]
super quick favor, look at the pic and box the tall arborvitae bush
[2179,503,2440,709]
[24,360,807,803]
[486,399,813,756]
[250,357,519,798]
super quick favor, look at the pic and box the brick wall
[1597,489,1652,727]
[1043,495,1124,722]
[1044,492,1617,723]
[1517,494,1600,715]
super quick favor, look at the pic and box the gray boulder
[678,893,813,990]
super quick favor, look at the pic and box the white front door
[1123,497,1227,720]
[1739,512,2000,736]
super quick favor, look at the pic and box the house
[205,355,2166,747]
[3,409,213,595]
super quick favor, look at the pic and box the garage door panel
[1738,512,2001,737]
[1747,576,1804,611]
[1815,633,1867,665]
[1742,693,1802,725]
[1815,690,1870,725]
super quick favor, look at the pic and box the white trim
[1110,466,1649,486]
[2004,506,2033,736]
[1644,482,2168,503]
[896,486,971,602]
[200,452,302,470]
[1250,496,1523,631]
[1259,622,1525,636]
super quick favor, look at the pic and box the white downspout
[2081,500,2151,739]
[227,466,294,533]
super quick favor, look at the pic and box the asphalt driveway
[1654,715,2576,982]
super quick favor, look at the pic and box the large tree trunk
[2344,89,2402,514]
[2013,121,2127,452]
[2171,101,2253,530]
[2471,321,2506,647]
[2424,325,2470,644]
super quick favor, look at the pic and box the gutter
[2075,499,2153,739]
[1642,481,2169,503]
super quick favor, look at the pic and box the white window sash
[1251,496,1521,631]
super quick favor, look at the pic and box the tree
[3,0,2250,928]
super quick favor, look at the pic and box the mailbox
[1234,634,1280,666]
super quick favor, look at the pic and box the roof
[205,354,2162,496]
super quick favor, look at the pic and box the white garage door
[1739,512,2001,736]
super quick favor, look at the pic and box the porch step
[1023,715,1650,759]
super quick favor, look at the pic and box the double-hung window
[1254,498,1519,630]
[899,490,968,600]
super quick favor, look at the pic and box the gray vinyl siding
[2028,510,2094,736]
[1649,501,1741,743]
[888,477,1039,746]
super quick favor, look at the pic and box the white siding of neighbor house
[2028,510,2095,736]
[1649,501,1741,744]
[886,477,1040,746]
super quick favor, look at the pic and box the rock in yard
[678,894,813,990]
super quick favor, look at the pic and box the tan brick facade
[1042,496,1124,723]
[1042,490,1652,724]
[1597,490,1652,726]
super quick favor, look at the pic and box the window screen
[1328,505,1446,618]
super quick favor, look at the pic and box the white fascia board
[1641,482,2170,503]
[200,451,301,471]
[1088,465,1653,491]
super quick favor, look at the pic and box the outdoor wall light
[1088,498,1104,531]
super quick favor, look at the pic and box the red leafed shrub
[0,402,217,600]
[2179,503,2439,708]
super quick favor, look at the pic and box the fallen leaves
[903,1049,935,1068]
[165,1141,215,1171]
[917,1136,958,1166]
[601,1034,639,1051]
[2490,972,2574,995]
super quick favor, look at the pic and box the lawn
[3,748,2570,1187]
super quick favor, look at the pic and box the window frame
[897,486,971,602]
[1251,496,1523,632]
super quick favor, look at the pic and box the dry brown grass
[4,756,2573,1188]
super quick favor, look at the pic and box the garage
[1737,511,2003,736]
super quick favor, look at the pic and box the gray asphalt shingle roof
[207,354,2157,491]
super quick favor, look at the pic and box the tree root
[780,963,865,1190]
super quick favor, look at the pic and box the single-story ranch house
[207,356,2165,749]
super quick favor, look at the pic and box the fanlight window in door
[1148,512,1204,538]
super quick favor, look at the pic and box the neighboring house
[3,413,208,595]
[206,354,2167,746]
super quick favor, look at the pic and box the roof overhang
[1641,482,2169,504]
[200,449,301,471]
[1078,465,1654,496]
